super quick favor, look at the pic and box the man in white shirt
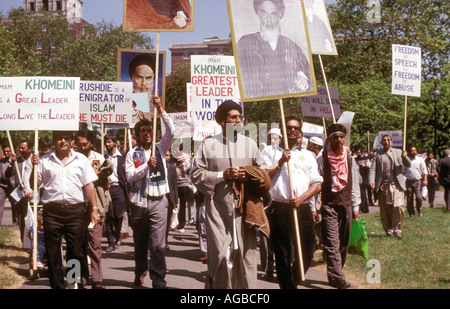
[126,97,174,289]
[31,131,99,289]
[263,116,322,289]
[403,146,427,217]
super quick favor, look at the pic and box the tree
[57,21,153,80]
[0,7,153,148]
[325,0,449,83]
[165,63,190,113]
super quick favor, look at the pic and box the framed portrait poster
[123,0,195,32]
[227,0,317,102]
[304,0,337,55]
[117,49,166,122]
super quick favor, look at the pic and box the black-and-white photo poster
[228,0,316,101]
[304,0,337,55]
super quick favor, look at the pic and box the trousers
[268,201,315,289]
[43,203,87,289]
[130,196,168,288]
[321,203,352,287]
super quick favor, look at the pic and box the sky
[0,0,335,74]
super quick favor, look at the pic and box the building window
[56,1,62,11]
[183,52,189,59]
[43,0,49,11]
[37,40,43,49]
[30,2,35,12]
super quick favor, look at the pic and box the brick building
[169,36,231,70]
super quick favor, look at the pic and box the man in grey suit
[369,135,410,238]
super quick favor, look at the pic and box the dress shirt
[403,156,427,181]
[264,147,323,211]
[104,150,121,185]
[38,150,98,204]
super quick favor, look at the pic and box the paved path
[0,191,445,290]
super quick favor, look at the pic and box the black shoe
[105,244,115,252]
[92,282,106,289]
[394,230,402,238]
[337,281,352,289]
[261,273,274,281]
[134,277,144,287]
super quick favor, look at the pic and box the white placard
[162,112,194,139]
[300,87,340,118]
[0,76,80,130]
[190,55,241,127]
[79,81,133,124]
[375,130,403,148]
[391,44,421,97]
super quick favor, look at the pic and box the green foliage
[346,207,450,289]
[165,63,191,113]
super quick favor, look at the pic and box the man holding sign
[125,97,174,289]
[30,131,99,289]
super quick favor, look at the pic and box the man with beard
[236,0,313,98]
[30,131,99,289]
[263,116,322,289]
[191,100,268,289]
[317,124,360,289]
[369,135,409,238]
[129,53,156,94]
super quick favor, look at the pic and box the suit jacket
[0,158,16,192]
[105,149,129,197]
[437,156,450,186]
[369,148,410,193]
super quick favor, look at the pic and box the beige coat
[192,133,266,289]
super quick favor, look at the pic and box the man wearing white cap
[307,136,324,158]
[261,128,283,167]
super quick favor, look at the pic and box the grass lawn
[0,226,28,289]
[313,206,450,289]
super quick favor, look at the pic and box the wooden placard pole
[101,123,105,155]
[279,98,305,282]
[318,55,336,124]
[6,131,23,187]
[32,130,38,271]
[152,32,160,155]
[403,95,407,151]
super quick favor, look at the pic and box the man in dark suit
[104,133,129,252]
[11,140,33,243]
[437,149,450,211]
[369,135,410,238]
[0,145,16,225]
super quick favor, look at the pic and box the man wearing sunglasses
[264,116,322,289]
[191,100,268,289]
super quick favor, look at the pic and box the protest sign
[162,112,194,139]
[79,81,132,124]
[301,87,340,118]
[374,130,403,149]
[391,44,422,97]
[190,55,242,140]
[0,76,80,130]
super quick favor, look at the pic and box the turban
[128,53,156,79]
[215,100,242,124]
